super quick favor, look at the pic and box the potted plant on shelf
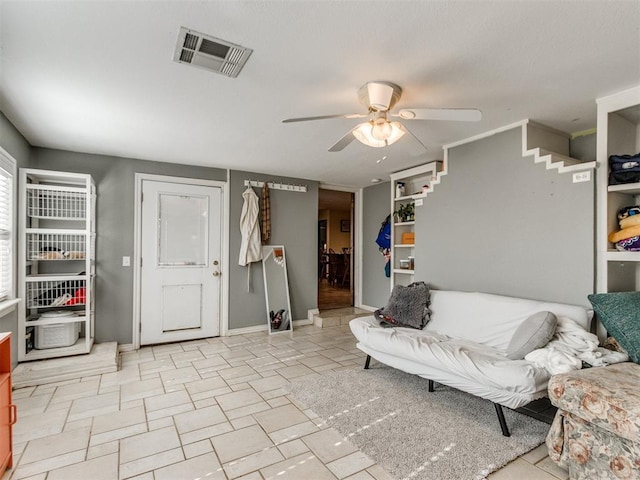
[394,203,415,222]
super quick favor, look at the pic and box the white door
[140,180,222,345]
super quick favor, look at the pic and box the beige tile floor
[4,324,569,480]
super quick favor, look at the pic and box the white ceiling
[1,1,639,187]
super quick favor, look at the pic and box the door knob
[212,271,221,277]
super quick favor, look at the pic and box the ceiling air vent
[173,27,252,78]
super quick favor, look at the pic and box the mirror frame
[262,245,293,335]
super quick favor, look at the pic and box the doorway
[134,175,224,346]
[318,188,354,309]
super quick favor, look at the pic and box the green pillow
[588,291,640,364]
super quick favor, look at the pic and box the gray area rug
[290,366,550,480]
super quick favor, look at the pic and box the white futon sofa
[350,290,591,436]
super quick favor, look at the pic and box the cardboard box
[401,232,415,244]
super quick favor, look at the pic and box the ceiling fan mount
[357,81,402,112]
[283,81,482,152]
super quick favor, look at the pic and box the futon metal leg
[494,403,511,437]
[364,355,371,370]
[428,380,434,392]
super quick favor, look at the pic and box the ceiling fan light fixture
[386,122,405,144]
[353,122,385,147]
[371,119,393,141]
[283,81,480,153]
[352,121,405,148]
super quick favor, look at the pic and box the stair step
[13,342,119,388]
[537,148,582,166]
[314,308,372,328]
[528,148,594,174]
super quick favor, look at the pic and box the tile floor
[5,324,569,480]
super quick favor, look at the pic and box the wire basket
[26,277,87,309]
[27,188,86,220]
[26,232,90,261]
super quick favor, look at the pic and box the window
[0,149,15,303]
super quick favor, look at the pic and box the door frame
[318,183,361,307]
[132,173,229,349]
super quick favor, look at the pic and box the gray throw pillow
[374,281,431,329]
[506,311,558,360]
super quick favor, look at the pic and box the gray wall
[0,112,30,164]
[15,147,320,343]
[228,170,318,329]
[31,148,227,344]
[570,132,596,162]
[3,111,598,353]
[361,181,391,308]
[414,127,595,306]
[0,112,32,366]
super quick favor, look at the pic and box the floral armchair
[545,362,640,480]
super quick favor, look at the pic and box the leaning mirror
[262,245,293,334]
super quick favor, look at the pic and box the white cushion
[425,291,589,351]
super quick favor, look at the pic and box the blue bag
[376,215,391,251]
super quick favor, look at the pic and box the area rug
[289,366,550,480]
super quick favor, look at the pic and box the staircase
[426,119,596,198]
[524,147,594,174]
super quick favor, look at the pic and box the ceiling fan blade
[395,108,482,122]
[328,128,357,152]
[398,123,427,151]
[282,113,367,123]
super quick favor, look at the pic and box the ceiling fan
[283,81,482,152]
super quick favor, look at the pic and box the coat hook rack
[244,180,307,193]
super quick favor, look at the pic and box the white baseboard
[357,304,377,312]
[227,324,268,336]
[125,319,313,345]
[293,319,313,326]
[307,308,319,322]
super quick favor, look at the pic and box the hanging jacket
[239,187,262,266]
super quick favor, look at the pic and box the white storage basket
[35,311,81,349]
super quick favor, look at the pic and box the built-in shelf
[606,250,640,262]
[394,192,428,202]
[393,269,415,275]
[596,85,640,295]
[607,182,640,195]
[394,221,415,227]
[389,161,444,289]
